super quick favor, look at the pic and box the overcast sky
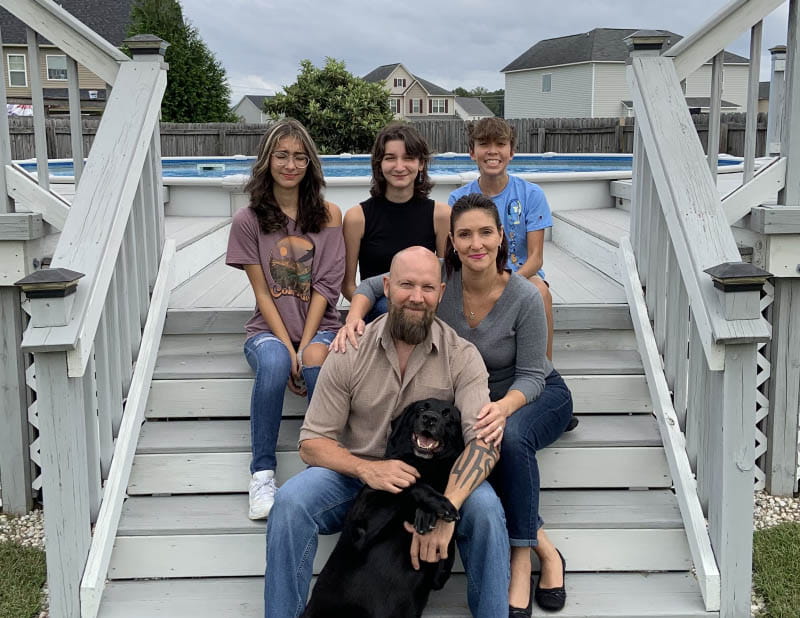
[179,1,791,105]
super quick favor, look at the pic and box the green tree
[126,0,238,122]
[266,58,394,154]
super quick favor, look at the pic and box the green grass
[753,522,800,618]
[0,540,46,618]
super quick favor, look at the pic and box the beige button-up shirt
[299,315,490,459]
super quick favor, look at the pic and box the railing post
[766,45,786,157]
[780,0,800,207]
[16,270,91,618]
[703,262,771,618]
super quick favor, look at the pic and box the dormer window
[393,78,406,88]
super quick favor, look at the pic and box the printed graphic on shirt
[269,236,314,301]
[506,199,523,265]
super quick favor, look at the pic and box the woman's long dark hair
[245,118,328,234]
[444,193,509,277]
[369,123,433,199]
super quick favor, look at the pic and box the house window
[389,98,400,114]
[430,98,447,114]
[542,73,552,93]
[393,78,406,88]
[411,99,421,114]
[7,54,27,87]
[46,55,68,81]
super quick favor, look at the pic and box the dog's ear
[387,401,422,457]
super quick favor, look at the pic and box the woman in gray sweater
[333,193,574,616]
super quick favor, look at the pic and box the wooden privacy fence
[8,114,767,160]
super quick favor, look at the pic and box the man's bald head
[389,246,441,282]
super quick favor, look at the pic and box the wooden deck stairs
[95,219,717,617]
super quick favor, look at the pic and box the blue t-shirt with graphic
[448,176,552,278]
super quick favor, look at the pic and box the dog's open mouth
[412,432,441,459]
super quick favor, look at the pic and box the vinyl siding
[4,44,105,98]
[592,63,630,118]
[403,82,429,119]
[386,66,414,95]
[684,64,749,111]
[504,63,593,118]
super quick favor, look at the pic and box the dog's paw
[438,498,459,523]
[414,508,438,534]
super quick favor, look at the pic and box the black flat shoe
[509,606,531,617]
[534,548,567,612]
[565,416,579,432]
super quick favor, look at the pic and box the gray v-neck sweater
[355,268,551,402]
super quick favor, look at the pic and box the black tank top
[358,195,437,279]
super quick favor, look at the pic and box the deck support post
[765,278,800,495]
[34,351,91,618]
[712,343,758,618]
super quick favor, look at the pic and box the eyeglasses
[271,151,310,168]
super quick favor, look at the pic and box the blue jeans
[265,466,510,618]
[244,330,336,474]
[489,370,573,546]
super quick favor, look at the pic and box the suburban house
[363,63,459,120]
[501,28,750,119]
[454,95,494,120]
[231,94,274,123]
[1,0,133,116]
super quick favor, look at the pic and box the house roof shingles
[0,0,134,46]
[501,28,749,72]
[363,63,453,96]
[455,96,493,117]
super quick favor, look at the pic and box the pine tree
[126,0,237,122]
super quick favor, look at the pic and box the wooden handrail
[628,56,769,368]
[663,0,785,80]
[20,61,167,376]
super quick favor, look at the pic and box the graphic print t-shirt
[226,206,344,342]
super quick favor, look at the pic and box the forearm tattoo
[452,441,499,492]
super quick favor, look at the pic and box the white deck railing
[624,1,791,615]
[0,2,172,617]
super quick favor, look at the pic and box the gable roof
[502,28,749,72]
[363,63,453,96]
[455,96,493,116]
[236,95,272,109]
[0,0,134,46]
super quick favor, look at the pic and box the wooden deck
[168,238,628,310]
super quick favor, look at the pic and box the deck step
[109,490,689,579]
[98,573,713,617]
[165,216,231,251]
[145,374,653,418]
[118,490,682,536]
[152,334,645,380]
[137,416,663,454]
[552,208,630,248]
[163,303,635,334]
[128,415,670,495]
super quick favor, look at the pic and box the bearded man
[264,246,510,618]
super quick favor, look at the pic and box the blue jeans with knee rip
[243,330,335,474]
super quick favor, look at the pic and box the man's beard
[387,299,436,345]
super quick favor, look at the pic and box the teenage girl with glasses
[226,118,345,519]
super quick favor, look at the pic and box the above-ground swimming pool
[19,153,741,179]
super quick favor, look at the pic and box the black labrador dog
[302,398,465,618]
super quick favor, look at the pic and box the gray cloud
[180,0,790,104]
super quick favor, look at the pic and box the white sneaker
[249,470,277,520]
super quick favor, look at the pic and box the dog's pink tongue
[416,434,437,449]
